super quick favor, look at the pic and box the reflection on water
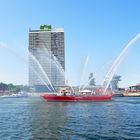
[0,97,140,139]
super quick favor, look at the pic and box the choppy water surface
[0,97,140,140]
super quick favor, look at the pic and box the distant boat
[0,92,28,98]
[123,84,140,97]
[42,87,112,102]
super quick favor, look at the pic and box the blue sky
[0,0,140,87]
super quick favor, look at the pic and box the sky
[0,0,140,87]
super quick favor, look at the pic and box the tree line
[0,82,29,93]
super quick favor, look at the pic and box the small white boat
[123,84,140,97]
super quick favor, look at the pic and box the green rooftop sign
[40,25,52,31]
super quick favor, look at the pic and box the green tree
[0,82,8,91]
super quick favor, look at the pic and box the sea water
[0,96,140,140]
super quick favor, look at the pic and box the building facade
[29,25,65,92]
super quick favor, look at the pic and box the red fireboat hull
[42,94,112,102]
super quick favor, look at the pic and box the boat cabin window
[129,86,140,92]
[131,86,136,91]
[136,86,140,91]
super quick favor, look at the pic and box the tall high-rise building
[29,25,65,92]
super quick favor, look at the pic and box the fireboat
[42,87,112,102]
